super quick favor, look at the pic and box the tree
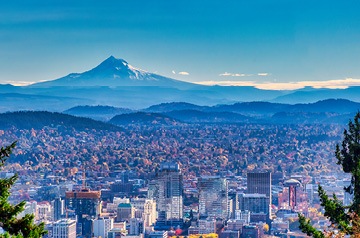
[299,112,360,237]
[0,142,47,238]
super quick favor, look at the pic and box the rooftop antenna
[82,166,86,189]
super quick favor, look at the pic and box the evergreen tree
[0,142,47,238]
[299,112,360,237]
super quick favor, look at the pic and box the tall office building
[238,193,269,214]
[247,172,271,196]
[53,197,64,221]
[155,162,183,221]
[93,217,114,238]
[246,172,272,219]
[198,176,228,220]
[65,188,101,238]
[52,219,77,238]
[143,199,157,227]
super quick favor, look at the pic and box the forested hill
[0,111,121,131]
[64,105,133,121]
[109,112,181,126]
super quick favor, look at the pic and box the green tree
[299,112,360,237]
[0,142,47,238]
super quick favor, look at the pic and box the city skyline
[2,1,360,89]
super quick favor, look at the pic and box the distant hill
[109,112,181,126]
[272,87,360,104]
[270,112,352,124]
[0,93,93,113]
[288,99,360,113]
[144,102,210,113]
[64,105,133,121]
[163,110,252,123]
[144,99,360,118]
[0,111,120,131]
[211,101,289,117]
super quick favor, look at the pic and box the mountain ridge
[30,56,196,89]
[1,56,360,109]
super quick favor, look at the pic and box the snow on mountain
[30,56,195,89]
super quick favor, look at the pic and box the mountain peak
[29,55,195,89]
[95,56,129,71]
[105,55,127,63]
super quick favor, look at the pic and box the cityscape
[2,1,360,238]
[0,119,353,238]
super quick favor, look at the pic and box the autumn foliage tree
[0,142,47,238]
[299,112,360,237]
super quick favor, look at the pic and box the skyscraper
[53,197,64,221]
[238,193,269,214]
[65,188,101,238]
[143,199,157,227]
[247,172,271,197]
[246,171,272,219]
[93,217,114,238]
[198,176,228,220]
[152,162,183,228]
[52,219,77,238]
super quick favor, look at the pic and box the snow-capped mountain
[30,56,195,89]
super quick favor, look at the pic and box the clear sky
[1,0,360,89]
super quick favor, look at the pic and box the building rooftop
[118,203,132,208]
[283,179,301,186]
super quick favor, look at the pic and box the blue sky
[1,0,360,89]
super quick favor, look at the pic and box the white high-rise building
[36,202,52,221]
[52,219,76,238]
[154,163,183,221]
[93,217,114,238]
[198,176,228,220]
[143,199,157,227]
[131,197,146,219]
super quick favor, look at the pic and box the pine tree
[0,142,47,238]
[299,112,360,237]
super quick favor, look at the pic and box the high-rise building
[65,188,101,238]
[52,219,77,238]
[238,193,269,214]
[247,171,271,218]
[93,217,114,238]
[36,202,52,221]
[129,218,142,235]
[154,162,183,221]
[283,179,301,210]
[198,176,228,220]
[143,199,157,227]
[53,197,64,221]
[116,203,134,222]
[247,172,271,196]
[130,197,146,219]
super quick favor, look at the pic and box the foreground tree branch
[0,142,47,238]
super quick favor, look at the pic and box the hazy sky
[2,0,360,89]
